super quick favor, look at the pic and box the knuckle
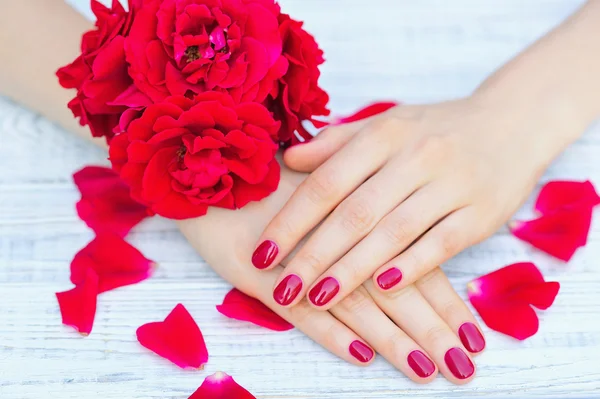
[286,300,313,326]
[381,213,414,246]
[424,325,449,346]
[381,330,408,357]
[440,299,462,321]
[269,215,297,240]
[338,288,372,314]
[303,168,339,204]
[294,251,325,275]
[368,116,402,135]
[338,197,375,235]
[386,284,418,301]
[415,135,448,161]
[416,267,444,289]
[438,229,461,257]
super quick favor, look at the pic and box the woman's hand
[251,0,600,311]
[179,166,485,384]
[252,97,565,310]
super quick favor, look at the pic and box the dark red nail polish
[376,267,403,290]
[273,274,303,306]
[252,240,279,269]
[407,350,436,378]
[459,322,486,353]
[308,277,340,307]
[444,347,474,379]
[349,340,374,363]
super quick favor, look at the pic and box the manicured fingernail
[407,350,436,378]
[376,267,403,290]
[308,277,340,307]
[444,347,475,379]
[349,340,374,363]
[273,274,303,306]
[458,322,486,353]
[252,240,279,269]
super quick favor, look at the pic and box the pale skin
[1,0,597,386]
[256,1,600,313]
[1,0,484,385]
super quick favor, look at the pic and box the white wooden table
[1,1,600,398]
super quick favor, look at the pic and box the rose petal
[333,101,399,125]
[71,233,155,293]
[137,304,208,369]
[467,262,560,340]
[510,208,592,261]
[56,268,99,335]
[73,166,150,237]
[216,288,293,332]
[188,372,256,399]
[535,180,600,214]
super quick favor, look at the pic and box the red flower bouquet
[58,0,335,219]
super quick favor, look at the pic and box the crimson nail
[349,340,374,363]
[376,267,403,290]
[407,350,436,378]
[444,347,475,379]
[458,322,486,353]
[308,277,340,307]
[251,240,279,269]
[273,274,303,306]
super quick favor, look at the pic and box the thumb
[283,120,366,173]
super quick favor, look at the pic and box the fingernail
[252,240,279,269]
[444,347,475,379]
[407,350,436,378]
[308,277,340,307]
[376,267,403,290]
[273,274,303,306]
[458,322,486,353]
[349,340,374,363]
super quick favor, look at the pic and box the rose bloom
[57,0,149,142]
[270,13,330,147]
[125,0,285,105]
[109,92,281,219]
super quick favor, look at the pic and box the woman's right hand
[179,164,485,384]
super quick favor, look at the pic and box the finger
[303,181,463,310]
[416,268,486,354]
[273,153,432,308]
[252,117,403,271]
[284,119,368,173]
[253,265,375,366]
[329,286,438,383]
[365,280,476,384]
[373,206,477,293]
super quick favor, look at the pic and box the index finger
[251,119,398,270]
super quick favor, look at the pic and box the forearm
[0,0,104,146]
[475,1,600,155]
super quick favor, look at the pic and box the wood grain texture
[2,1,600,398]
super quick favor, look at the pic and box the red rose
[57,0,150,142]
[271,14,330,147]
[125,0,283,105]
[109,92,280,219]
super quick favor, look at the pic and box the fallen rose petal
[71,233,155,293]
[74,165,150,237]
[56,268,99,335]
[510,207,592,261]
[535,180,600,214]
[334,101,399,125]
[188,372,256,399]
[467,262,560,340]
[216,288,293,331]
[137,304,208,369]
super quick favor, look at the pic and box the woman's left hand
[252,96,572,309]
